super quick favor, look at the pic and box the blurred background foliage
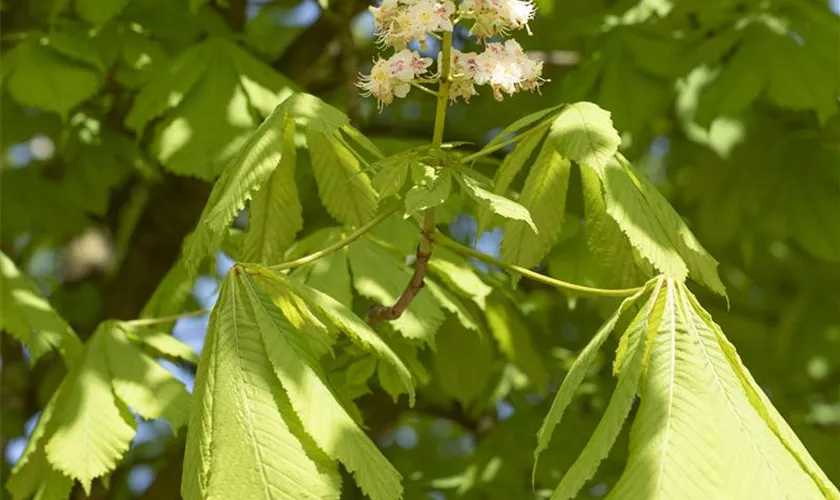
[0,0,838,498]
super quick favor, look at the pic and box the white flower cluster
[359,0,545,109]
[358,49,433,109]
[371,0,456,48]
[445,40,543,102]
[459,0,536,38]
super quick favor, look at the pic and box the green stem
[270,204,401,272]
[423,30,453,252]
[410,81,440,98]
[434,231,645,298]
[125,309,208,327]
[459,119,552,164]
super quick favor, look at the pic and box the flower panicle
[359,0,545,110]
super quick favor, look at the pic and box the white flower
[473,40,544,101]
[459,0,536,38]
[358,49,433,109]
[442,49,480,102]
[371,0,456,47]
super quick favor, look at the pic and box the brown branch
[366,239,433,325]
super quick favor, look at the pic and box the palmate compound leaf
[181,273,341,500]
[182,105,294,274]
[34,321,192,494]
[695,22,839,127]
[182,91,363,274]
[596,155,727,298]
[534,278,659,487]
[125,37,296,178]
[237,266,404,500]
[259,267,415,403]
[2,34,104,119]
[0,251,83,363]
[539,278,839,499]
[605,280,836,499]
[500,138,572,271]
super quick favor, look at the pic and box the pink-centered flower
[358,49,433,109]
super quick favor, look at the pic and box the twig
[367,241,432,325]
[434,231,645,298]
[410,81,440,98]
[271,204,401,271]
[366,211,435,325]
[125,309,208,327]
[366,32,454,327]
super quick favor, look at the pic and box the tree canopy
[1,1,838,499]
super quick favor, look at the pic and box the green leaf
[484,295,549,390]
[181,276,342,500]
[404,166,452,216]
[679,286,839,499]
[295,248,354,308]
[44,325,137,494]
[697,23,838,126]
[0,251,82,363]
[580,165,654,289]
[549,102,621,171]
[477,129,545,236]
[425,277,484,333]
[607,281,722,499]
[140,262,196,319]
[265,269,415,403]
[237,271,404,500]
[285,92,349,135]
[501,141,571,270]
[3,36,103,119]
[125,40,211,132]
[547,281,661,500]
[105,323,192,431]
[534,282,652,476]
[372,153,412,199]
[75,0,128,25]
[127,37,295,178]
[694,34,765,126]
[457,173,537,233]
[182,106,293,275]
[598,155,726,298]
[433,317,493,409]
[5,385,73,500]
[243,115,302,264]
[307,130,379,227]
[484,105,562,149]
[127,326,200,365]
[427,246,493,310]
[348,237,445,345]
